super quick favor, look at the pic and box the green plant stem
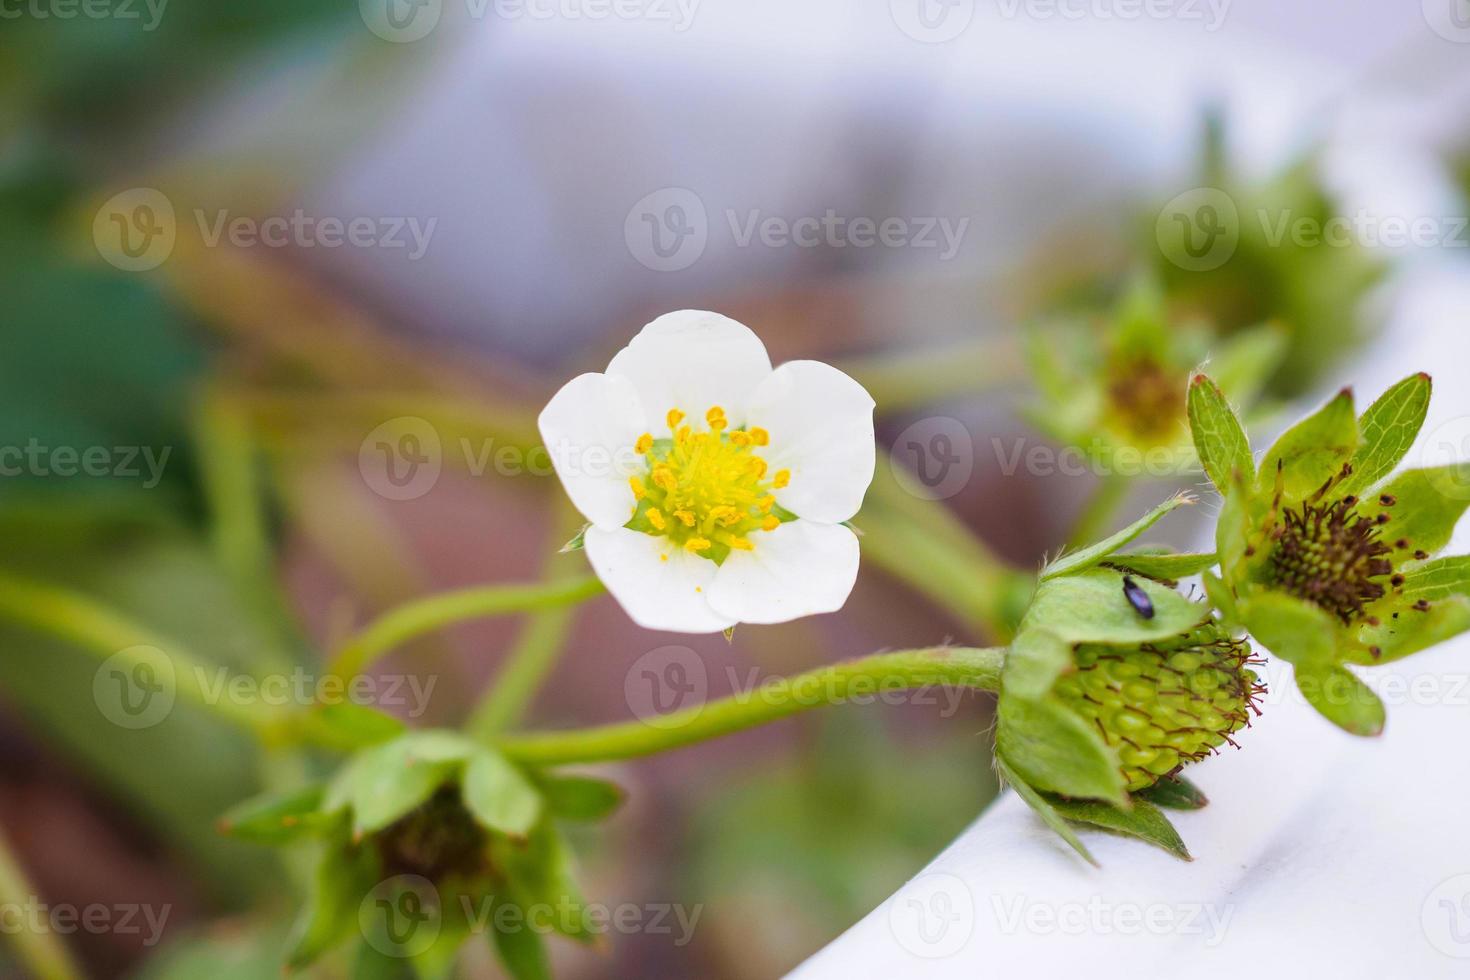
[493,646,1005,765]
[861,464,1033,641]
[0,570,287,735]
[0,829,81,980]
[839,336,1024,414]
[1066,474,1131,551]
[327,577,605,680]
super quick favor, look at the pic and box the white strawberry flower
[538,310,876,633]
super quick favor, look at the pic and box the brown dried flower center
[376,787,490,883]
[1269,496,1393,625]
[1107,356,1185,441]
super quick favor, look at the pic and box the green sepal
[1394,555,1470,603]
[1102,551,1219,582]
[1020,568,1212,647]
[492,820,598,946]
[1356,595,1470,666]
[1294,663,1385,737]
[1256,387,1358,502]
[217,785,329,845]
[1134,774,1209,810]
[1341,373,1431,495]
[1041,493,1194,581]
[994,756,1095,866]
[1043,795,1191,861]
[353,940,417,980]
[305,702,408,751]
[996,694,1128,806]
[344,732,477,836]
[536,773,627,823]
[1237,590,1339,668]
[286,835,381,969]
[488,897,552,980]
[559,524,590,554]
[1188,373,1253,492]
[462,749,542,838]
[1360,466,1470,562]
[1002,627,1072,701]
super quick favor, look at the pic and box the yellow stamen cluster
[627,406,790,563]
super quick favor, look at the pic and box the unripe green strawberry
[1051,626,1262,791]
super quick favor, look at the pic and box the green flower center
[376,787,490,883]
[1268,495,1394,626]
[1052,628,1261,791]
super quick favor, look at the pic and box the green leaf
[348,739,461,836]
[994,756,1095,866]
[1357,595,1470,666]
[996,694,1127,806]
[287,839,380,969]
[1294,664,1385,737]
[307,702,408,750]
[1102,551,1218,581]
[1044,796,1192,861]
[1342,373,1432,495]
[1188,374,1254,492]
[489,899,552,980]
[217,785,327,845]
[462,750,542,837]
[1134,774,1209,810]
[1257,388,1359,502]
[537,774,626,823]
[1020,568,1212,647]
[1238,590,1340,667]
[1361,466,1470,562]
[1041,493,1195,580]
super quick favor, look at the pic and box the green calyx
[1052,626,1261,791]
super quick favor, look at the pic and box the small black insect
[1122,575,1155,620]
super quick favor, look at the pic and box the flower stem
[0,828,81,980]
[327,576,605,680]
[493,646,1005,765]
[0,570,285,735]
[1066,474,1131,550]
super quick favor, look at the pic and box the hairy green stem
[327,577,605,680]
[494,646,1005,765]
[0,571,287,734]
[0,829,81,980]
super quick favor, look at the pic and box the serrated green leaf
[1294,664,1385,736]
[489,899,551,980]
[1188,374,1254,492]
[1361,466,1470,562]
[994,756,1095,866]
[1257,388,1359,501]
[218,785,327,845]
[996,694,1127,806]
[1134,774,1208,810]
[462,750,542,837]
[1102,551,1218,581]
[1020,568,1212,647]
[1043,795,1191,860]
[537,774,626,822]
[287,839,380,969]
[1041,493,1195,581]
[1342,373,1431,495]
[1238,591,1338,667]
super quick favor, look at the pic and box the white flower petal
[584,526,736,634]
[605,310,772,425]
[745,360,876,524]
[537,372,647,530]
[707,520,860,625]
